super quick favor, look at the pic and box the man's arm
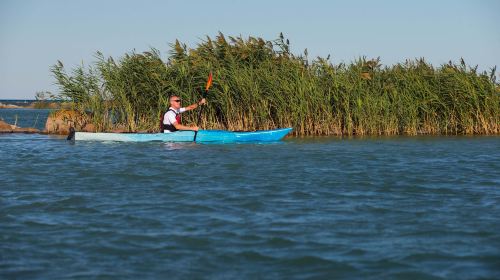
[173,122,199,131]
[185,98,207,111]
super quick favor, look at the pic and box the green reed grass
[51,33,499,135]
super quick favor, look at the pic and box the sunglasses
[173,100,181,103]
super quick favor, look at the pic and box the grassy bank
[51,33,500,135]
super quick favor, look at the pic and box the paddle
[194,72,213,142]
[67,127,75,141]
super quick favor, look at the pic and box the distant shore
[0,100,64,109]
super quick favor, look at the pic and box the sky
[1,0,499,99]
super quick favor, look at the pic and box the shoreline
[1,107,499,136]
[0,101,63,109]
[0,119,41,133]
[0,103,30,109]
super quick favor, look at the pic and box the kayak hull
[74,128,292,143]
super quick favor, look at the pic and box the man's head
[169,95,181,109]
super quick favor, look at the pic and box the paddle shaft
[193,91,207,142]
[194,72,212,142]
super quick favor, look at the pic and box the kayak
[72,128,292,143]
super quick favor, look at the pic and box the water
[1,111,500,279]
[0,108,52,130]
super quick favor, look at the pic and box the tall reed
[51,33,500,135]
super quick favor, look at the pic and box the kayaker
[162,95,206,133]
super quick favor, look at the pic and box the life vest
[161,109,181,132]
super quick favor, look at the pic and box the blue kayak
[74,128,292,143]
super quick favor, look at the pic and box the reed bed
[51,33,499,135]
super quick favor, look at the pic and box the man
[162,95,206,133]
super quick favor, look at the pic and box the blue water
[1,110,500,279]
[0,108,52,130]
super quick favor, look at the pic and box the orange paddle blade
[205,72,213,91]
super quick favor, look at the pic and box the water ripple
[1,134,500,279]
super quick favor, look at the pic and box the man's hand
[198,98,207,106]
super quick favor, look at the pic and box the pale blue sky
[1,0,499,99]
